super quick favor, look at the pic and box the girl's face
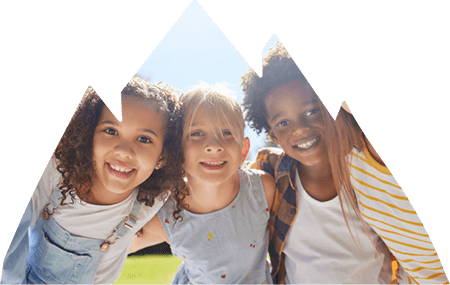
[182,105,244,186]
[264,80,329,167]
[91,96,165,204]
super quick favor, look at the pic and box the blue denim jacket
[1,199,32,284]
[2,188,141,284]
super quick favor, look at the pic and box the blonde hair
[171,83,246,222]
[180,83,246,148]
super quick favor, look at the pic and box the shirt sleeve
[0,199,32,284]
[250,148,278,179]
[350,148,448,284]
[1,158,61,284]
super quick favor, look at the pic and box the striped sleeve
[349,148,448,284]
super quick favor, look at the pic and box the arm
[261,172,276,211]
[1,199,32,284]
[1,158,60,283]
[128,214,169,254]
[349,152,448,283]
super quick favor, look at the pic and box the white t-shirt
[30,158,164,284]
[283,170,393,284]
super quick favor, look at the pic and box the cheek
[183,142,202,157]
[93,136,112,154]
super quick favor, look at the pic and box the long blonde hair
[171,83,246,221]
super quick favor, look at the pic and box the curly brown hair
[241,41,307,135]
[54,76,186,207]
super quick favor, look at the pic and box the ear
[242,137,250,161]
[155,156,165,170]
[268,130,279,145]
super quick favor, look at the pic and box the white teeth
[296,137,318,149]
[110,164,133,173]
[203,161,224,166]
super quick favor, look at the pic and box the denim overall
[24,190,141,284]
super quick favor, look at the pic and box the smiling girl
[241,42,448,284]
[130,84,276,284]
[1,76,185,284]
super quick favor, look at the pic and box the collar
[274,152,299,191]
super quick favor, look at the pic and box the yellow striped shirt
[349,147,448,284]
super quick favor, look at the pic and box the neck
[298,159,337,202]
[84,177,135,205]
[299,158,333,181]
[184,172,240,214]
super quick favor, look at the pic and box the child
[129,84,276,284]
[0,76,185,284]
[241,42,448,284]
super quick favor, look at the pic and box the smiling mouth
[107,163,136,179]
[202,161,225,166]
[200,161,227,170]
[294,136,321,150]
[108,163,135,173]
[296,137,319,149]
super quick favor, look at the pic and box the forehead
[100,96,166,132]
[187,104,229,127]
[265,80,315,106]
[265,81,317,116]
[125,96,162,119]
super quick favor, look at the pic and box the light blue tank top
[158,168,272,284]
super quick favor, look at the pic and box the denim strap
[45,189,142,251]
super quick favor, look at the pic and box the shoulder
[255,147,285,161]
[136,193,168,224]
[348,146,392,176]
[239,168,274,186]
[250,147,285,176]
[260,172,276,210]
[157,196,177,221]
[362,136,385,167]
[40,157,62,188]
[238,168,275,209]
[31,157,62,227]
[34,157,62,205]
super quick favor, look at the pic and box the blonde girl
[130,83,276,284]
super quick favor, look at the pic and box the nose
[113,140,134,159]
[292,122,310,136]
[204,136,223,153]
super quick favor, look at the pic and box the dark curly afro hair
[241,41,308,135]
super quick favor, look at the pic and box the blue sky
[135,1,278,160]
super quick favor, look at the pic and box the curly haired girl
[1,76,185,284]
[242,41,448,284]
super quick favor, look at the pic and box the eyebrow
[98,120,159,137]
[269,98,318,123]
[190,122,205,127]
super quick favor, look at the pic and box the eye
[223,130,232,136]
[305,109,319,116]
[276,121,288,127]
[103,128,117,135]
[190,131,203,137]
[137,136,152,144]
